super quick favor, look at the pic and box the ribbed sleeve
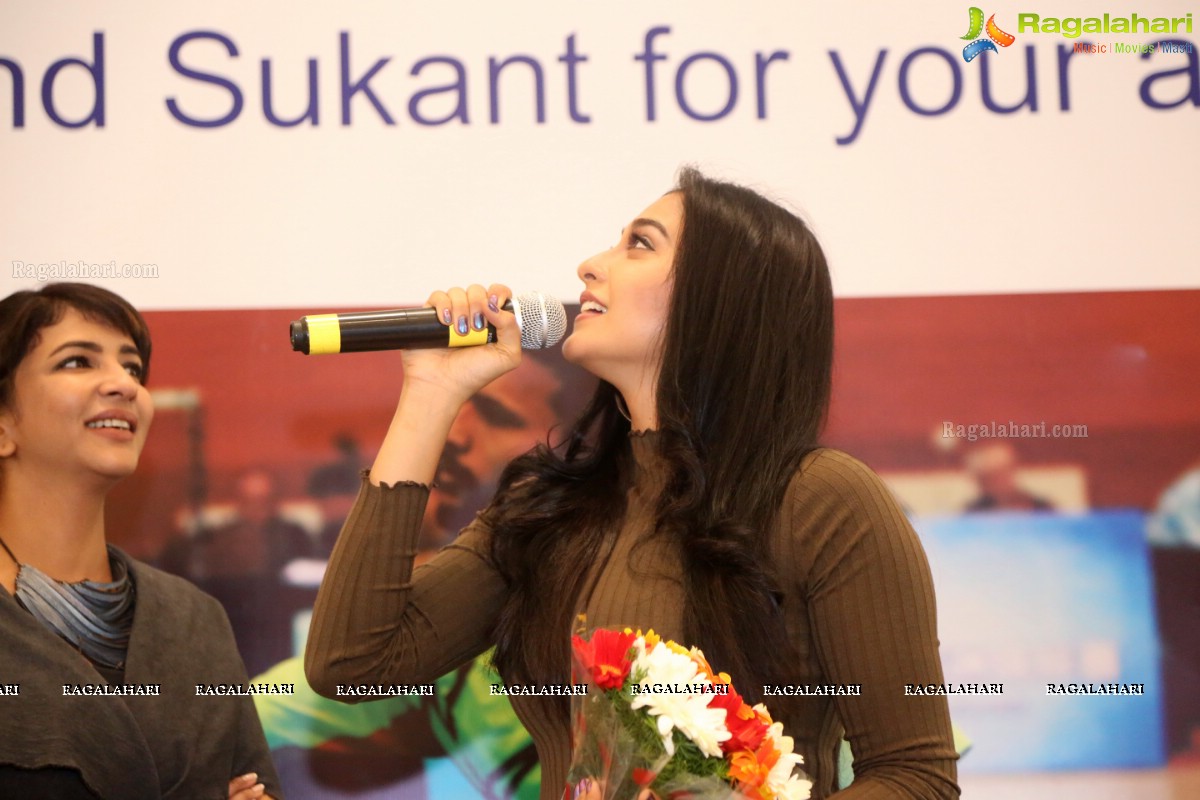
[304,477,505,699]
[779,449,959,799]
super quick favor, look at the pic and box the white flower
[763,721,812,800]
[774,775,813,800]
[629,643,730,758]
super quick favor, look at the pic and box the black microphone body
[290,292,567,354]
[291,305,499,355]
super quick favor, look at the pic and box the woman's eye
[58,355,90,370]
[124,363,144,380]
[629,232,653,250]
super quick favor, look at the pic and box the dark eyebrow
[629,217,671,241]
[48,340,141,358]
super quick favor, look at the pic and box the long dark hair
[486,168,833,707]
[0,282,152,410]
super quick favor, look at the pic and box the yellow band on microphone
[306,314,342,355]
[449,325,489,347]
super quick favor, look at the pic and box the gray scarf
[0,538,134,669]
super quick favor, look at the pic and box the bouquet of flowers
[566,626,812,800]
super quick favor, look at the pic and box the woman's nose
[99,364,140,400]
[577,251,605,283]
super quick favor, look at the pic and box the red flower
[708,686,768,754]
[572,629,636,690]
[632,767,657,786]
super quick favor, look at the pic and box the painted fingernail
[442,308,452,324]
[473,312,485,330]
[457,316,468,336]
[488,294,499,312]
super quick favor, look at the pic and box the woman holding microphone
[306,168,959,799]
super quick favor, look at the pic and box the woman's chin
[560,334,584,365]
[560,337,604,379]
[85,456,141,485]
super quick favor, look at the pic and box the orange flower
[688,650,731,686]
[755,735,781,774]
[728,750,766,788]
[730,749,779,800]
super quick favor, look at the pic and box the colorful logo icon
[961,7,1016,61]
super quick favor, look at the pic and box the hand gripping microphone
[289,291,568,354]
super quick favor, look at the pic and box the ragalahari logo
[960,7,1016,61]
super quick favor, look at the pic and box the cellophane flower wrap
[565,626,812,800]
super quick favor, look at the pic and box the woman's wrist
[396,373,473,413]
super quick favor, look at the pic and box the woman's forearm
[368,380,464,487]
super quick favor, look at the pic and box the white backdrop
[2,1,1197,309]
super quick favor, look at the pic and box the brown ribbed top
[305,435,959,799]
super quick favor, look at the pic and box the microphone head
[511,291,568,350]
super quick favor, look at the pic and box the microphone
[290,290,568,355]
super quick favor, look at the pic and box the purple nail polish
[442,308,452,324]
[473,312,485,330]
[488,294,499,312]
[457,316,468,336]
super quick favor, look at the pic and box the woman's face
[562,192,682,385]
[0,308,154,485]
